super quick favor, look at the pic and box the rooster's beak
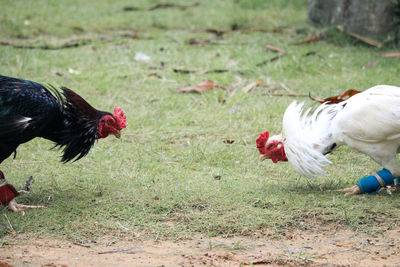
[259,154,269,161]
[113,130,121,139]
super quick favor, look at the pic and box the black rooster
[0,75,127,214]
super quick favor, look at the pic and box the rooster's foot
[336,185,360,195]
[7,199,44,215]
[336,169,399,195]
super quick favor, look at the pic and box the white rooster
[257,85,400,194]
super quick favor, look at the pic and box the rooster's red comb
[256,131,269,155]
[113,106,127,130]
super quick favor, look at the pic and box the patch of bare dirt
[1,227,400,266]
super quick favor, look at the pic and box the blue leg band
[356,168,399,194]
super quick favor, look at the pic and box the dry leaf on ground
[148,73,161,79]
[177,80,218,93]
[242,80,263,93]
[265,44,285,54]
[188,38,212,45]
[382,52,400,58]
[362,61,378,69]
[293,34,324,45]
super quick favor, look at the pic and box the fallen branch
[240,28,270,33]
[72,242,91,248]
[173,68,229,74]
[0,40,92,50]
[382,52,400,58]
[256,55,284,66]
[0,30,142,50]
[122,6,140,12]
[98,248,146,255]
[188,38,213,45]
[173,69,194,74]
[280,82,296,95]
[189,28,270,36]
[269,93,308,97]
[4,214,16,235]
[337,25,384,48]
[148,2,199,11]
[345,31,384,48]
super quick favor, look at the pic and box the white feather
[281,102,342,178]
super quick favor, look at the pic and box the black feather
[0,75,107,163]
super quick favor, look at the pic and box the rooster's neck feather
[281,102,343,178]
[54,87,111,162]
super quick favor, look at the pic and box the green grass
[1,0,400,242]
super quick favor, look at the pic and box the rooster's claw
[8,199,45,215]
[335,185,361,195]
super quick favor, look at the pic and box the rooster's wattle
[257,85,400,194]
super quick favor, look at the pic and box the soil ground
[1,226,400,267]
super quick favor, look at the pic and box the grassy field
[1,0,400,244]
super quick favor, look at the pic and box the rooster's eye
[268,144,275,149]
[100,119,105,125]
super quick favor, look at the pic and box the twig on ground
[337,26,384,48]
[243,139,248,146]
[382,52,400,58]
[98,248,146,254]
[173,68,229,75]
[148,2,199,11]
[0,30,142,50]
[72,242,91,248]
[280,83,297,95]
[269,93,308,97]
[293,34,324,45]
[4,214,15,235]
[0,40,92,50]
[265,44,285,54]
[256,55,284,66]
[242,80,263,93]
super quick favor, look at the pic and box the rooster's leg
[337,167,398,195]
[336,185,360,195]
[7,198,44,215]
